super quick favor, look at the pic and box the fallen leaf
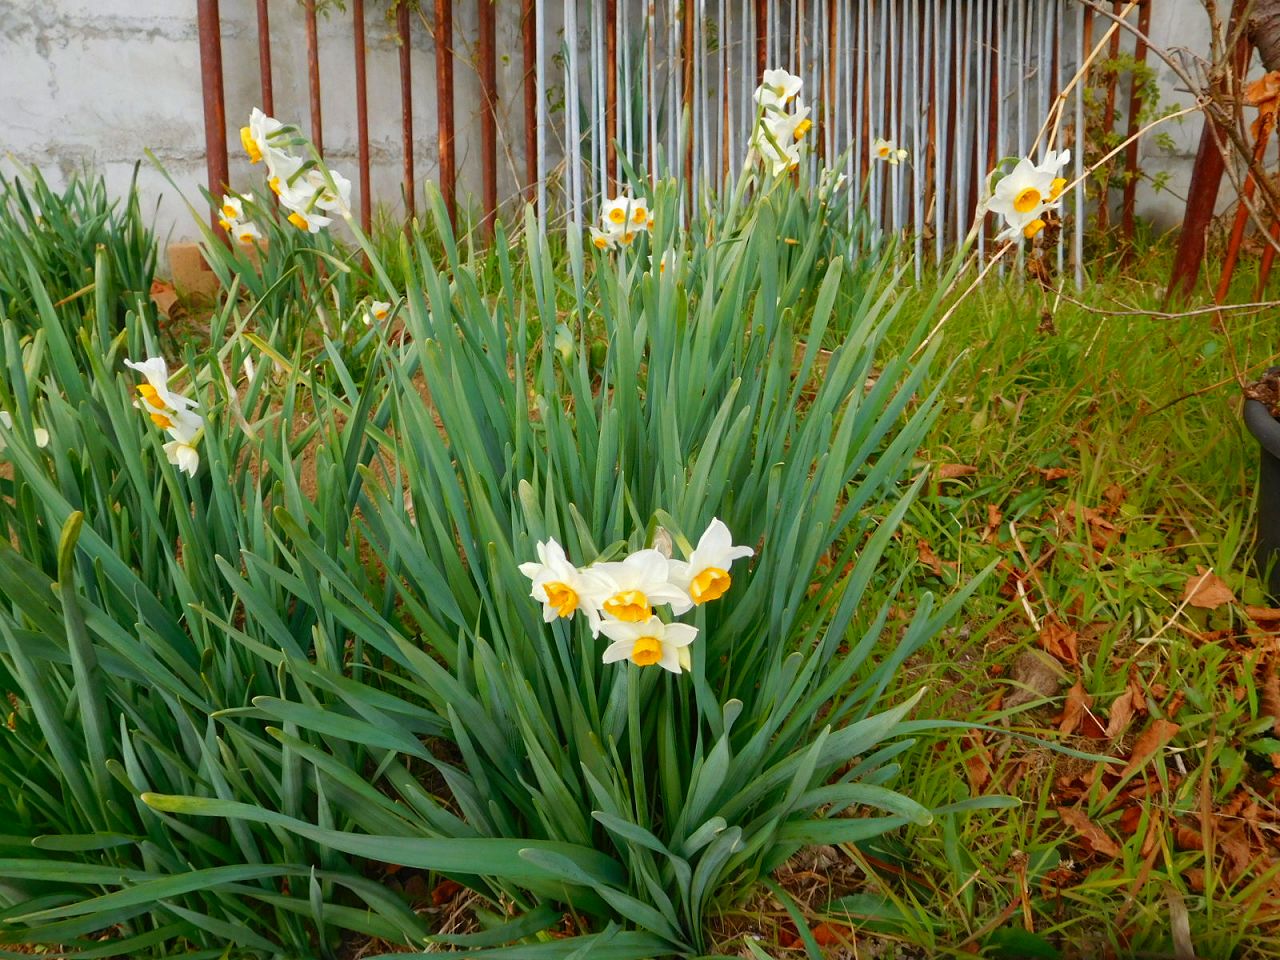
[1038,466,1073,483]
[811,923,849,947]
[936,463,978,481]
[1122,719,1181,778]
[1057,807,1122,858]
[918,539,944,576]
[150,279,179,320]
[1106,688,1139,740]
[1059,680,1094,737]
[1261,654,1280,737]
[1103,483,1127,507]
[1182,567,1235,610]
[431,879,462,905]
[1039,618,1080,666]
[980,503,1004,543]
[964,732,993,794]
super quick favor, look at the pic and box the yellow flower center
[269,177,282,195]
[240,127,262,164]
[632,208,648,224]
[646,217,654,230]
[608,208,626,224]
[629,635,663,667]
[218,218,233,232]
[1013,187,1042,214]
[237,230,256,244]
[794,118,813,141]
[287,212,309,231]
[136,384,167,409]
[593,235,609,249]
[149,412,173,430]
[619,232,635,246]
[374,307,388,319]
[543,581,578,618]
[878,145,890,157]
[1023,218,1047,239]
[1049,177,1067,201]
[690,567,731,604]
[604,590,650,622]
[222,203,238,218]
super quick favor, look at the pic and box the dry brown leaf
[1182,566,1235,610]
[917,539,943,576]
[980,503,1003,544]
[963,732,992,795]
[1040,617,1080,666]
[1261,654,1280,737]
[1038,466,1073,483]
[1059,679,1094,737]
[1122,719,1181,778]
[936,463,978,481]
[1248,606,1280,628]
[1107,688,1139,740]
[1057,806,1122,858]
[1103,483,1127,507]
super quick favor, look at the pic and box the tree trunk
[1251,0,1280,72]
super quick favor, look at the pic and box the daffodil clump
[520,519,752,674]
[750,67,814,176]
[124,356,202,476]
[590,194,653,250]
[238,107,352,234]
[986,149,1071,244]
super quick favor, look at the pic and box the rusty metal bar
[1119,0,1152,249]
[522,0,537,203]
[478,0,498,238]
[397,1,415,218]
[1167,0,1252,303]
[196,0,229,233]
[1094,0,1124,234]
[755,0,767,81]
[683,0,695,206]
[353,0,372,233]
[304,0,323,154]
[255,0,274,115]
[435,0,456,225]
[1216,120,1273,303]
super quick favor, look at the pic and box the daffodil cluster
[519,519,753,674]
[216,193,263,246]
[239,107,352,233]
[124,357,202,476]
[751,68,814,177]
[986,150,1071,244]
[590,195,652,251]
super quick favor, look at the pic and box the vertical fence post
[435,0,457,226]
[605,0,618,192]
[255,0,274,115]
[197,0,229,231]
[478,0,498,238]
[397,2,416,220]
[523,0,538,205]
[1119,0,1151,255]
[353,0,372,234]
[304,0,324,154]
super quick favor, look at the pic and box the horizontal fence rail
[196,0,1151,277]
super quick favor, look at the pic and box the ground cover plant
[0,97,1004,957]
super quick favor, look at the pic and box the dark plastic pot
[1245,396,1280,597]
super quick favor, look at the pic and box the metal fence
[196,0,1151,277]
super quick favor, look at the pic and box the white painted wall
[0,0,1218,252]
[1,0,547,254]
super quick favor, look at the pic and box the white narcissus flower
[124,357,196,415]
[668,518,754,605]
[161,407,203,477]
[364,300,392,326]
[297,168,353,215]
[872,138,909,165]
[219,194,246,222]
[240,107,284,165]
[266,151,304,198]
[590,227,616,251]
[234,222,263,245]
[0,411,49,451]
[588,548,693,624]
[519,538,609,627]
[752,99,812,176]
[284,206,333,234]
[754,68,804,110]
[987,150,1071,244]
[600,615,698,674]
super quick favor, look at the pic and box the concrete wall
[0,0,545,253]
[1,0,1216,250]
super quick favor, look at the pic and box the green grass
[779,241,1280,959]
